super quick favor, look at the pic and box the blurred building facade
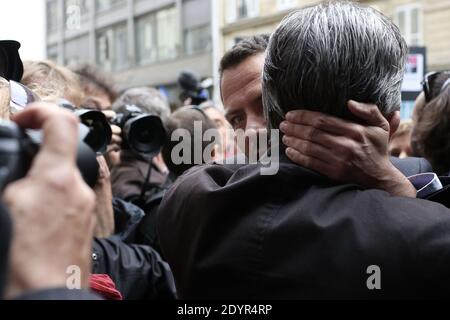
[218,0,450,118]
[45,0,450,106]
[46,0,213,103]
[219,0,450,70]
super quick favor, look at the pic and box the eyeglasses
[421,71,450,103]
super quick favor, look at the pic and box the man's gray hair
[262,1,408,129]
[113,87,171,121]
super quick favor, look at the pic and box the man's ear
[387,110,401,139]
[211,144,218,161]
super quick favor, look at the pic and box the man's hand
[102,110,122,167]
[102,110,122,153]
[280,101,416,198]
[3,103,96,298]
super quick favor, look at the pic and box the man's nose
[245,114,266,132]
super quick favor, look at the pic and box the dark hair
[219,34,270,77]
[72,63,118,102]
[413,84,450,174]
[162,108,219,178]
[263,1,408,130]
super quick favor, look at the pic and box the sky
[0,0,46,60]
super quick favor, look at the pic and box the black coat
[92,236,177,300]
[158,156,450,299]
[111,151,168,205]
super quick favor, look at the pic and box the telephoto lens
[111,105,166,159]
[59,99,112,155]
[0,121,99,190]
[75,109,112,155]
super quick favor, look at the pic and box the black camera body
[58,99,112,155]
[0,121,99,190]
[111,105,166,159]
[75,109,112,155]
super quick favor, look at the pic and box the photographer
[21,60,116,238]
[72,64,122,167]
[178,71,210,106]
[16,56,176,299]
[1,103,99,300]
[133,107,220,252]
[0,41,97,299]
[111,88,171,207]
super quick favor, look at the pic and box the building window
[64,35,90,66]
[47,0,59,35]
[136,13,157,65]
[47,45,59,62]
[156,6,179,61]
[184,24,211,56]
[136,6,180,65]
[96,0,126,13]
[227,0,259,23]
[395,4,422,46]
[96,24,128,72]
[277,0,296,10]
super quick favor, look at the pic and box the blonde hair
[21,60,84,107]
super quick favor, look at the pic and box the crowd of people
[1,0,450,300]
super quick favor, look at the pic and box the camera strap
[139,159,154,205]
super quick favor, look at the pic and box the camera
[111,105,166,159]
[75,109,112,155]
[178,71,211,106]
[59,99,112,155]
[0,121,99,190]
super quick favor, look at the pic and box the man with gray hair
[111,87,171,206]
[263,1,407,128]
[112,87,171,122]
[266,1,417,196]
[158,1,450,299]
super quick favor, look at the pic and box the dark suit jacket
[111,151,168,204]
[158,156,450,299]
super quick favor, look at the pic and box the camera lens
[76,110,112,155]
[124,115,166,158]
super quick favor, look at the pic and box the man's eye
[389,148,401,157]
[230,115,244,128]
